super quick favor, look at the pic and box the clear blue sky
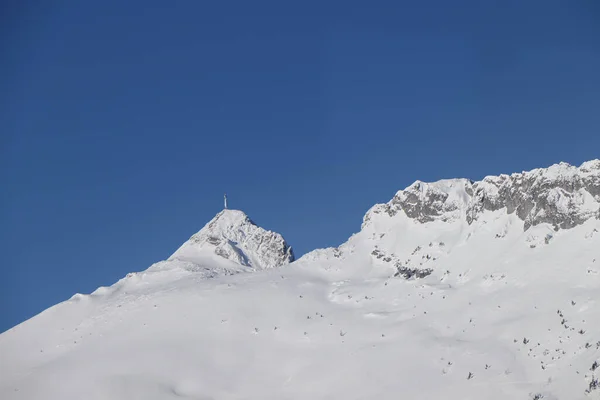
[1,1,599,332]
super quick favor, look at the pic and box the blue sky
[1,1,599,332]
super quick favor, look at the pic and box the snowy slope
[1,161,599,400]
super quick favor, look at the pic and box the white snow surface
[1,161,600,400]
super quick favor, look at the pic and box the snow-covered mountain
[168,209,295,271]
[1,160,599,400]
[366,159,600,228]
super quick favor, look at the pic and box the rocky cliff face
[364,160,600,231]
[168,209,295,270]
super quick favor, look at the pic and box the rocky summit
[365,160,600,230]
[169,209,295,270]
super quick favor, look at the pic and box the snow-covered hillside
[1,161,599,400]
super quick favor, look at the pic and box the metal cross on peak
[224,193,228,209]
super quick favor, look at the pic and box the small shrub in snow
[467,372,474,380]
[586,377,599,393]
[591,361,599,372]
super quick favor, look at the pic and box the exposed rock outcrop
[364,160,600,231]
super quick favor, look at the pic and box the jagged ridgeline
[364,160,600,230]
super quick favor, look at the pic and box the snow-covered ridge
[364,160,600,231]
[2,161,600,400]
[169,209,294,270]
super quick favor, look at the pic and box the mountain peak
[168,209,294,270]
[205,209,254,233]
[364,160,600,230]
